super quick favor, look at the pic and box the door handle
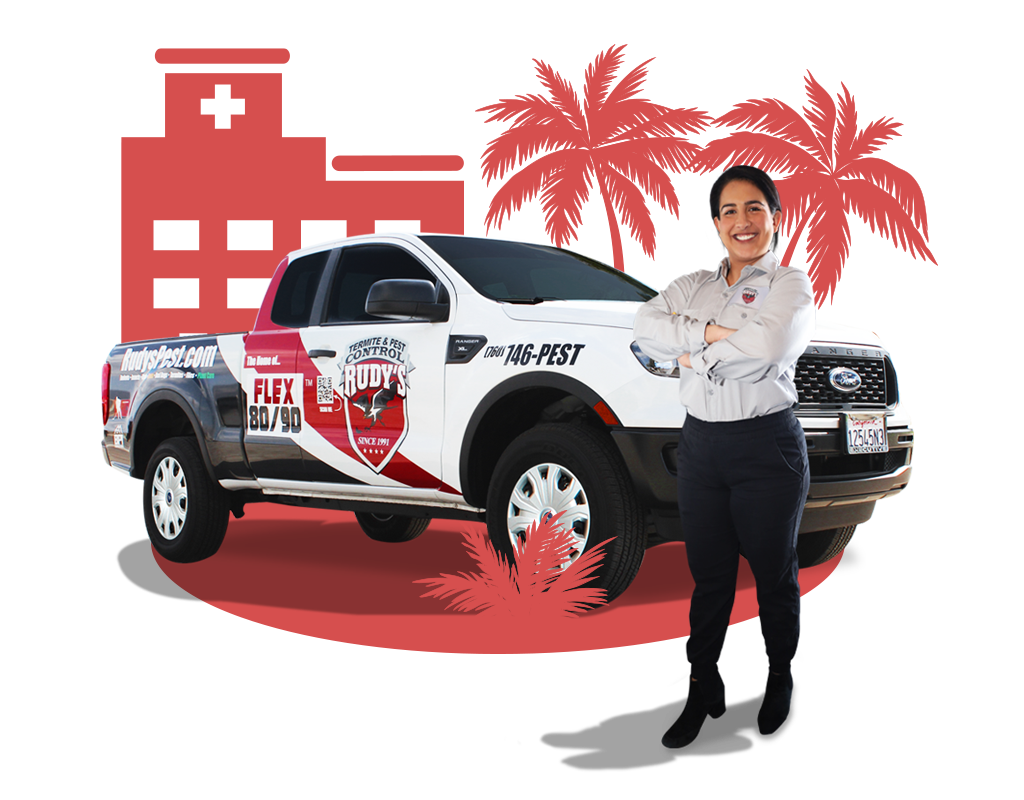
[308,349,336,358]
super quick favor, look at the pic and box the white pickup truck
[101,234,913,602]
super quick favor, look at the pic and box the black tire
[486,423,646,604]
[797,525,857,568]
[143,436,230,563]
[354,512,430,543]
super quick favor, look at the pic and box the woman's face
[714,179,782,271]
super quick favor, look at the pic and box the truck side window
[326,245,437,323]
[270,250,331,328]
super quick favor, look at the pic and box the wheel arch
[459,372,621,509]
[130,390,217,483]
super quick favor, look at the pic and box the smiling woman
[633,165,816,749]
[711,165,783,281]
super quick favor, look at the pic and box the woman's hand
[677,353,692,369]
[704,324,738,344]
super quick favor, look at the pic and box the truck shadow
[122,513,714,615]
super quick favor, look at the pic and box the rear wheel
[354,512,430,543]
[143,437,229,563]
[797,525,856,568]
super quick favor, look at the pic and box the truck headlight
[630,342,679,378]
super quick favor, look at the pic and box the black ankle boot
[662,668,726,749]
[757,668,793,735]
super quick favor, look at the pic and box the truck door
[240,250,331,481]
[297,242,453,490]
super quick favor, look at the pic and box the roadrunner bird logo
[351,378,400,430]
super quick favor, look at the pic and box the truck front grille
[795,354,890,408]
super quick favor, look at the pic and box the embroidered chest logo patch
[725,284,768,310]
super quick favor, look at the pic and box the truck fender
[129,388,220,485]
[459,372,621,508]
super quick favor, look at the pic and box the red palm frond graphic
[415,513,610,617]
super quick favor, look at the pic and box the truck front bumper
[611,425,913,542]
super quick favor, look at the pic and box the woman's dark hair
[709,165,782,251]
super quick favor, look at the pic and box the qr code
[316,376,333,405]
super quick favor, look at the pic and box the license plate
[843,413,889,454]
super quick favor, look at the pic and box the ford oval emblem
[828,366,862,393]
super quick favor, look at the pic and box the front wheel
[143,437,230,563]
[797,525,856,568]
[354,512,430,543]
[486,423,646,604]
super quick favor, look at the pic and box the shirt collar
[718,250,781,281]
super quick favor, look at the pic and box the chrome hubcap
[151,456,188,540]
[506,462,590,565]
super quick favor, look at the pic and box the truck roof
[284,232,557,260]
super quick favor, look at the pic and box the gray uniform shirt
[633,251,815,422]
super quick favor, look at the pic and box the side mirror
[365,279,449,322]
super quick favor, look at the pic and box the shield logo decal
[742,287,757,304]
[341,344,410,472]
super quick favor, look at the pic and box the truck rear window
[271,250,331,327]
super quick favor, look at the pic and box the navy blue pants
[677,408,810,674]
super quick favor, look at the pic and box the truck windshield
[420,236,657,303]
